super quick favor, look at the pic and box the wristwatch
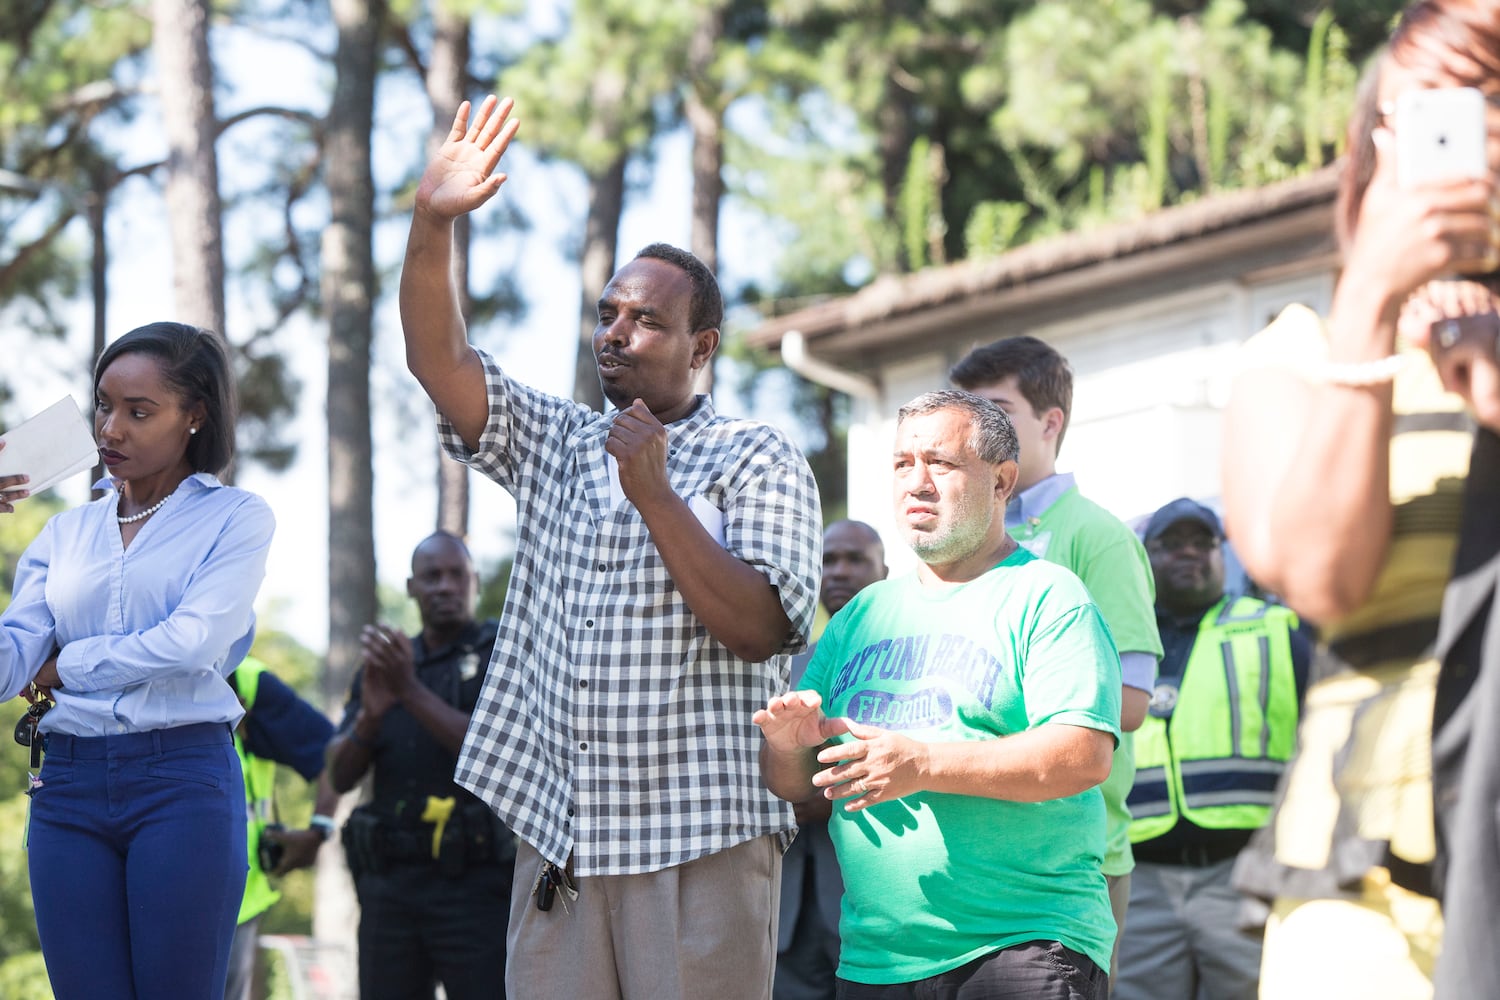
[309,814,337,841]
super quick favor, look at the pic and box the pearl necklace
[117,491,173,524]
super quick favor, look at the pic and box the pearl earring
[189,427,198,435]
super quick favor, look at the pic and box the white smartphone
[1396,86,1489,188]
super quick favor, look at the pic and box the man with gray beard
[756,390,1121,999]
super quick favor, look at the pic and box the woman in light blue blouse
[0,322,275,1000]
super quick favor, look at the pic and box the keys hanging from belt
[531,859,578,913]
[13,687,54,770]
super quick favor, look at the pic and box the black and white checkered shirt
[440,350,822,876]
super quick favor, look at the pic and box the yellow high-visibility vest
[1129,597,1300,842]
[233,657,281,924]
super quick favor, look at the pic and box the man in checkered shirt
[396,96,823,1000]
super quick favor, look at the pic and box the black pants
[836,941,1107,1000]
[355,861,515,1000]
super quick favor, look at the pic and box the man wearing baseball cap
[1114,498,1311,1000]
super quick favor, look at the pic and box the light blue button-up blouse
[0,473,275,736]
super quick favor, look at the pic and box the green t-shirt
[801,547,1122,983]
[1012,484,1162,876]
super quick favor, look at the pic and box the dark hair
[1336,53,1390,248]
[897,389,1020,465]
[948,335,1074,453]
[1341,1,1500,245]
[412,530,475,572]
[93,322,237,475]
[632,243,724,333]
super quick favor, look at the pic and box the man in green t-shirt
[756,390,1120,999]
[951,335,1163,980]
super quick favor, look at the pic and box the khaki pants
[1114,859,1261,1000]
[507,836,782,1000]
[1105,872,1129,985]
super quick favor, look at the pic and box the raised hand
[1344,128,1500,321]
[415,96,520,221]
[753,690,849,754]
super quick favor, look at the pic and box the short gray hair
[896,389,1019,465]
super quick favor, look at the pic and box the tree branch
[218,105,322,135]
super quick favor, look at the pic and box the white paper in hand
[0,396,99,496]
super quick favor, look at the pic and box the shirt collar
[92,471,224,494]
[1005,471,1075,529]
[600,394,716,442]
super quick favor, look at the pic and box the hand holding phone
[1396,86,1489,188]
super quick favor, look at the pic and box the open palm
[754,690,850,753]
[415,95,520,220]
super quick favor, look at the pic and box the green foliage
[0,0,151,362]
[0,494,64,975]
[374,581,422,637]
[899,135,938,271]
[1304,8,1333,169]
[499,0,682,176]
[743,0,1384,294]
[1144,49,1172,209]
[0,950,51,1000]
[0,503,55,976]
[963,200,1027,259]
[0,494,65,603]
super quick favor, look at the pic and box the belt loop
[151,729,164,756]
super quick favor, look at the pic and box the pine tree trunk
[573,154,626,411]
[685,2,724,396]
[151,0,226,337]
[318,0,383,991]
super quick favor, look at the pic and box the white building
[746,166,1341,578]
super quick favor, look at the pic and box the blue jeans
[29,723,248,1000]
[835,941,1107,1000]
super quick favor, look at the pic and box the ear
[1039,406,1065,443]
[689,327,720,371]
[188,400,208,435]
[406,577,418,600]
[995,459,1021,503]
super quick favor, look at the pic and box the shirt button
[567,807,574,817]
[585,619,594,628]
[579,680,588,689]
[597,563,607,571]
[579,742,588,751]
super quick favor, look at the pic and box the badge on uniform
[459,653,480,682]
[1149,683,1179,718]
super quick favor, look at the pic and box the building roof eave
[745,165,1342,362]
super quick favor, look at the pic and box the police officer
[326,532,516,1000]
[1114,499,1311,1000]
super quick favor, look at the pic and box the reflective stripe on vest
[234,657,282,924]
[1128,596,1300,842]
